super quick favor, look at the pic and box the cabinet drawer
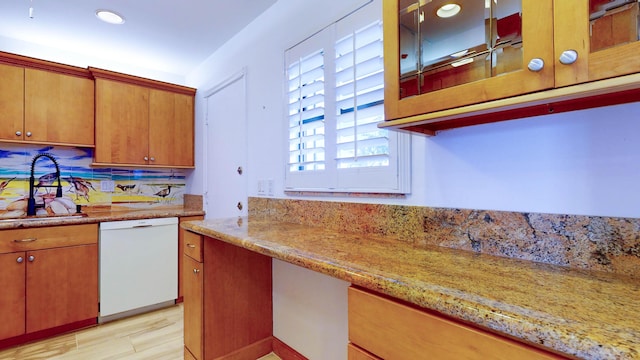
[183,230,203,262]
[348,343,380,360]
[0,224,98,253]
[348,287,564,360]
[184,347,197,360]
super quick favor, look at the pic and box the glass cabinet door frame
[384,0,555,121]
[555,0,640,87]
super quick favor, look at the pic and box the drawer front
[184,347,197,360]
[348,343,381,360]
[348,287,564,360]
[183,230,203,262]
[0,224,98,253]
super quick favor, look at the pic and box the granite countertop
[182,217,640,360]
[0,209,205,230]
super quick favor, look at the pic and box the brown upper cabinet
[91,68,196,168]
[0,52,94,147]
[381,0,640,135]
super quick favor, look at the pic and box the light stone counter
[0,209,205,230]
[182,216,640,360]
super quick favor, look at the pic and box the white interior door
[203,70,248,219]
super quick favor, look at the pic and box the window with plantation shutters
[335,21,386,170]
[284,1,410,194]
[287,49,326,173]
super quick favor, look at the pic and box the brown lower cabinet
[348,286,567,360]
[182,231,272,360]
[348,343,380,360]
[177,216,204,303]
[181,232,569,360]
[0,224,98,347]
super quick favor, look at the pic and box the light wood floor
[0,304,281,360]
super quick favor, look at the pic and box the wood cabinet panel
[0,224,98,253]
[556,1,640,86]
[92,68,195,168]
[24,69,94,146]
[182,227,203,262]
[183,254,203,360]
[179,216,204,302]
[204,239,272,359]
[0,224,98,344]
[94,79,150,165]
[384,0,555,120]
[383,0,640,135]
[0,252,26,340]
[348,287,565,360]
[204,238,273,358]
[149,90,194,167]
[184,347,197,360]
[0,63,24,142]
[26,244,98,333]
[0,53,94,146]
[183,233,272,360]
[348,343,380,360]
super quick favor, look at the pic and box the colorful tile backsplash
[0,143,186,217]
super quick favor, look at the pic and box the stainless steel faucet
[27,153,63,216]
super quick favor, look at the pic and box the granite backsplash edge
[248,197,640,278]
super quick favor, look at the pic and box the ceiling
[0,0,277,79]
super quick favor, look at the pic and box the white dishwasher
[99,217,178,323]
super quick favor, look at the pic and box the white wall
[185,0,640,357]
[1,35,185,84]
[186,0,640,219]
[186,0,374,202]
[272,260,350,360]
[420,103,640,218]
[186,2,373,358]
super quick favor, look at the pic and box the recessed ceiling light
[437,3,461,18]
[96,9,125,25]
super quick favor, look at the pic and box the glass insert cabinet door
[399,0,525,98]
[555,0,640,87]
[384,0,555,120]
[384,0,640,122]
[589,0,639,52]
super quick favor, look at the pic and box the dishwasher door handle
[132,224,153,228]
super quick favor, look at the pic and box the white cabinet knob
[193,268,200,274]
[150,157,155,161]
[144,156,149,161]
[15,131,22,136]
[16,256,24,263]
[26,131,32,137]
[28,255,35,262]
[559,50,578,65]
[527,58,544,72]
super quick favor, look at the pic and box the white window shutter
[284,1,410,194]
[287,50,326,172]
[334,21,387,170]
